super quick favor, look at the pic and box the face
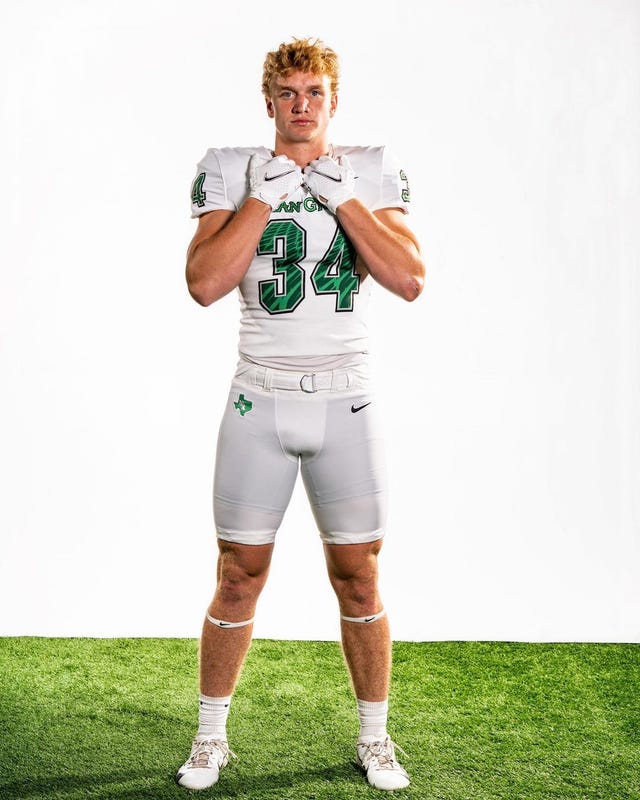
[266,71,337,146]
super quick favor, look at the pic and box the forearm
[336,200,425,301]
[186,199,271,306]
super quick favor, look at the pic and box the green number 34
[257,220,360,314]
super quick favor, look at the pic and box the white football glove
[303,155,356,214]
[248,154,303,209]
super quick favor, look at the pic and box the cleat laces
[359,736,407,770]
[186,738,236,770]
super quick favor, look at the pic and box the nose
[292,95,309,114]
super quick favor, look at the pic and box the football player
[177,37,424,792]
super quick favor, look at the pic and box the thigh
[301,390,388,544]
[213,382,299,545]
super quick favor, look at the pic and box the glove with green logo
[248,154,303,209]
[303,155,356,214]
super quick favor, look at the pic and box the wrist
[247,192,280,211]
[244,194,271,209]
[331,193,357,214]
[318,189,356,215]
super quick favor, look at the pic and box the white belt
[237,364,366,393]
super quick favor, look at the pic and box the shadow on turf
[0,772,155,800]
[0,762,368,799]
[209,761,367,798]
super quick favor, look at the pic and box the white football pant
[213,361,388,546]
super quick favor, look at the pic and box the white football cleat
[176,737,235,790]
[356,736,410,791]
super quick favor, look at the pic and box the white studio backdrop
[1,0,638,642]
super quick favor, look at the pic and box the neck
[273,136,331,168]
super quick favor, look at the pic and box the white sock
[357,698,389,741]
[196,693,232,741]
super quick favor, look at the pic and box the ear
[265,95,275,118]
[329,93,338,117]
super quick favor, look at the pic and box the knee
[327,545,381,611]
[331,568,379,609]
[217,563,268,605]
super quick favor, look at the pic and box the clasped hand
[249,154,303,209]
[249,154,356,214]
[303,155,356,214]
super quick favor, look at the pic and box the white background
[1,0,638,642]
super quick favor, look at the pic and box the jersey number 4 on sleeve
[257,219,360,315]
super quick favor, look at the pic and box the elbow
[189,289,215,307]
[404,278,424,302]
[399,251,425,302]
[186,246,218,305]
[187,277,216,307]
[186,260,218,306]
[400,268,425,302]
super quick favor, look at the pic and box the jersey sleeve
[375,147,411,214]
[189,149,235,218]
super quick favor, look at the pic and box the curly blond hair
[262,37,340,96]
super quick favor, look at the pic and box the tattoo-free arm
[185,199,271,306]
[336,202,425,301]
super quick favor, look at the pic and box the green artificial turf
[0,639,638,799]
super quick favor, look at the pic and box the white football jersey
[189,145,410,363]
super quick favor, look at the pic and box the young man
[177,38,424,792]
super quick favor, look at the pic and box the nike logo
[264,169,296,181]
[314,170,343,182]
[364,616,376,623]
[351,402,371,413]
[218,621,231,627]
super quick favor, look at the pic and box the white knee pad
[206,612,254,629]
[341,609,386,624]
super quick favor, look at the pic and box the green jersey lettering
[258,219,306,314]
[191,172,206,207]
[311,227,360,311]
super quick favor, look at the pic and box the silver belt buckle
[300,373,316,393]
